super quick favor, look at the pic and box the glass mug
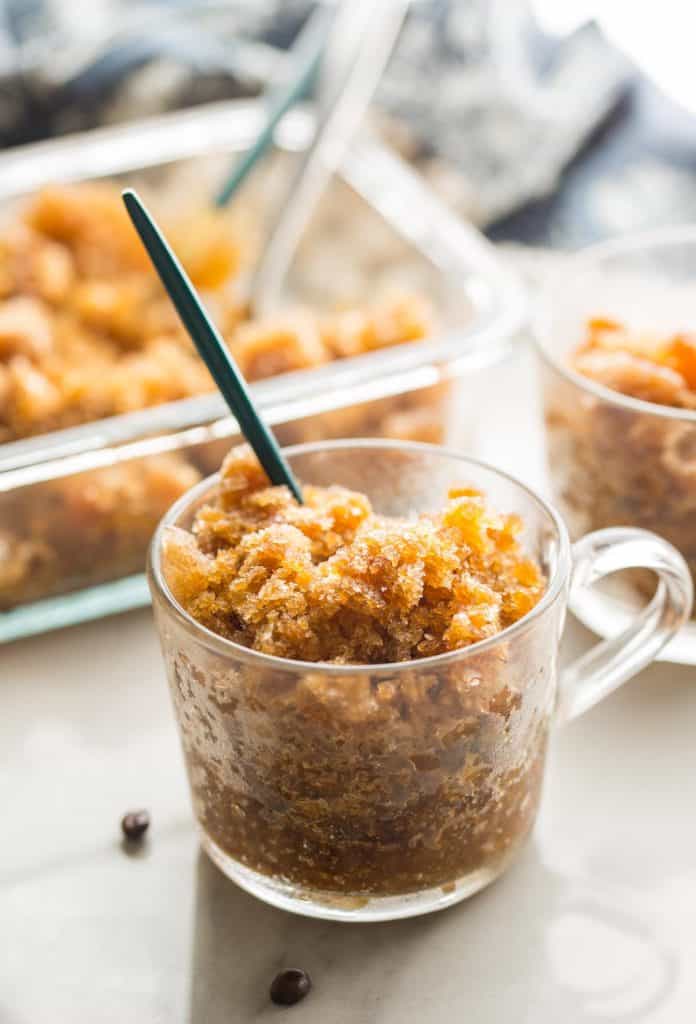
[536,227,696,625]
[148,441,692,922]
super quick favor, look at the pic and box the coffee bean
[269,968,312,1006]
[121,809,150,841]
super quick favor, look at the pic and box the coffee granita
[158,445,548,901]
[545,317,696,608]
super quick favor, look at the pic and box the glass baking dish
[0,99,526,642]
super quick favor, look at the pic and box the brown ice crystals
[163,445,545,664]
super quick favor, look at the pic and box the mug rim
[148,438,572,675]
[533,223,696,423]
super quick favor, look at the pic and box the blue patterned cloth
[0,1,632,237]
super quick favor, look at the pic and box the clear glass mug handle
[556,527,693,723]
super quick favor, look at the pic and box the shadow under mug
[148,440,692,922]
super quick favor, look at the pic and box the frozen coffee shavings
[556,316,696,613]
[571,316,696,408]
[163,444,545,664]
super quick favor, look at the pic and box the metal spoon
[249,0,410,316]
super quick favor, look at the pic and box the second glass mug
[149,440,692,922]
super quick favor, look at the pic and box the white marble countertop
[2,351,695,1022]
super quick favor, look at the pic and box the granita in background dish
[0,184,434,440]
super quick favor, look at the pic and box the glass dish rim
[148,437,572,676]
[534,222,696,423]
